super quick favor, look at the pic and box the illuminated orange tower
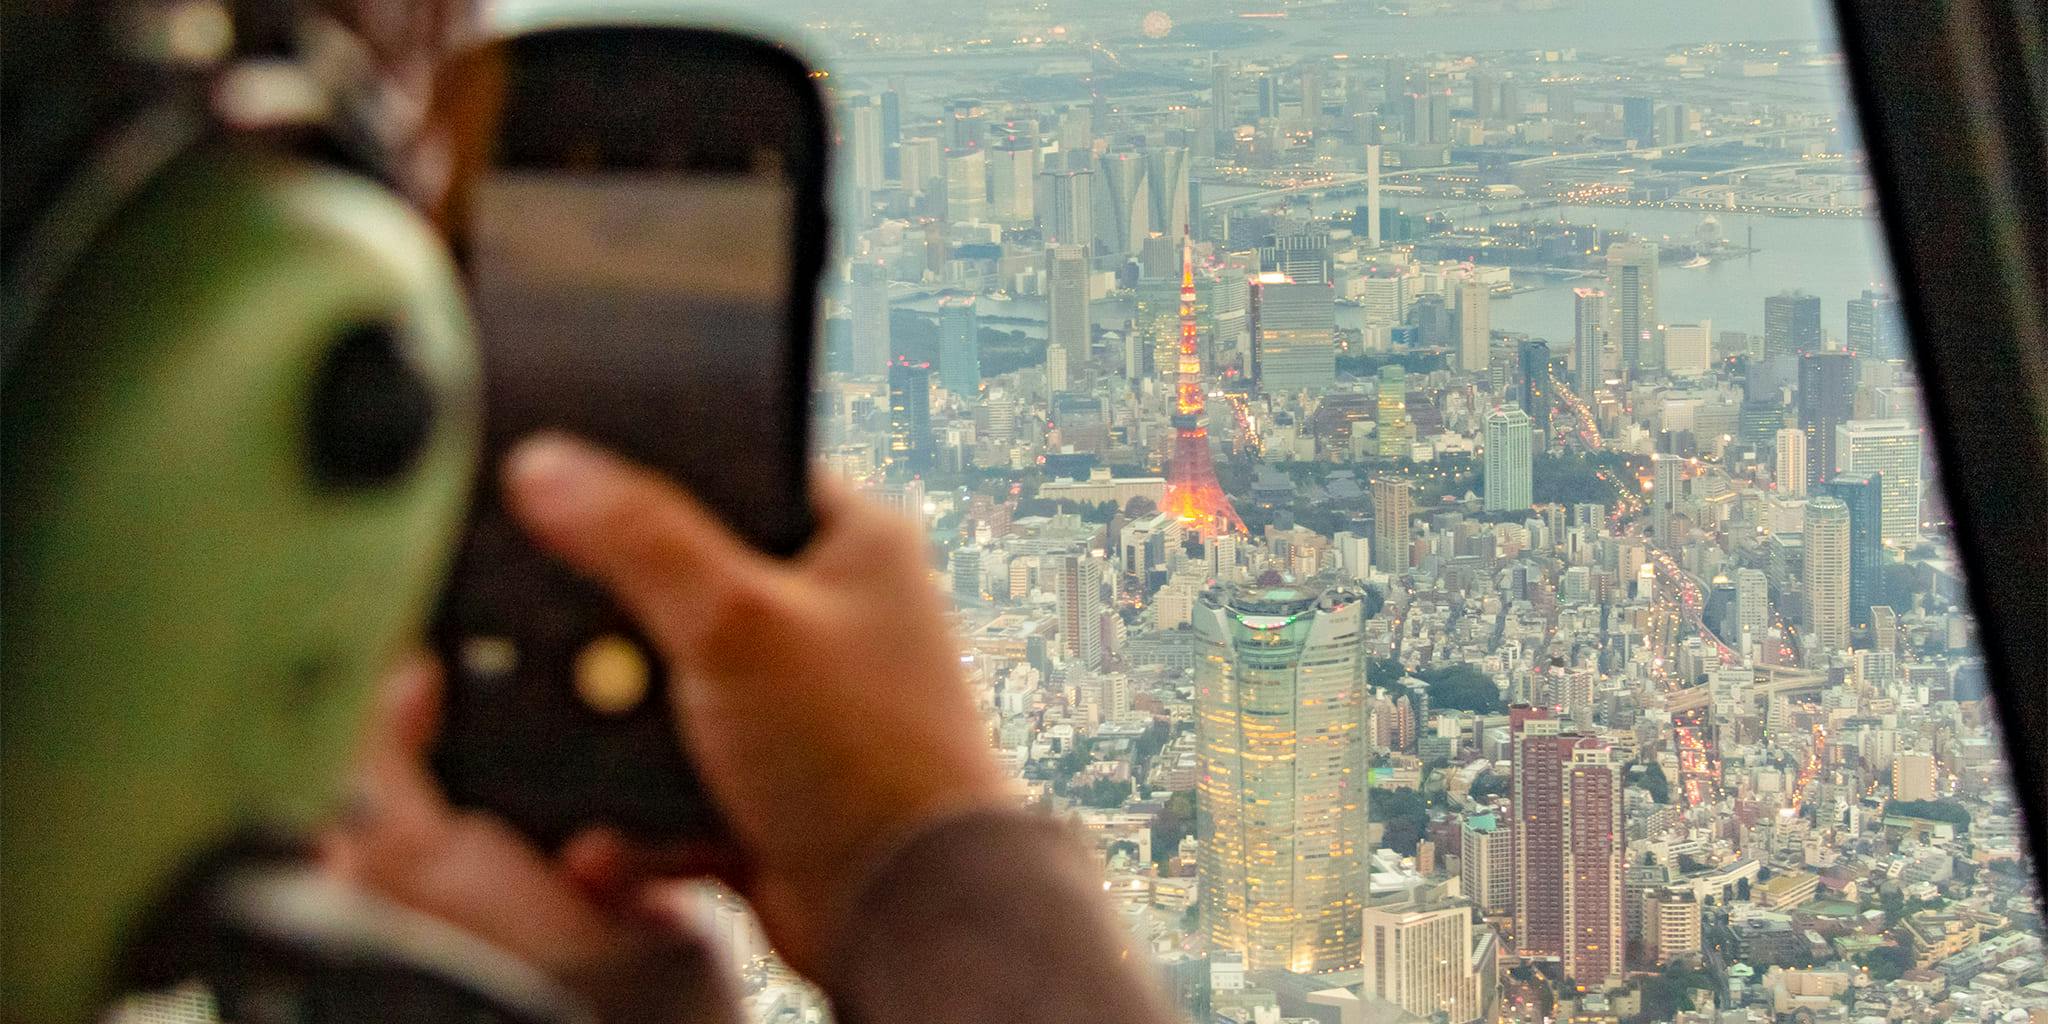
[1165,233,1245,536]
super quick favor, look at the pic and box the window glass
[790,0,2045,1021]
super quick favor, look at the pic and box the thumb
[502,433,778,652]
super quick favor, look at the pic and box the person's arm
[333,434,1174,1024]
[821,807,1175,1024]
[506,436,1174,1023]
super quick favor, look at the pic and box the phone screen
[466,170,807,554]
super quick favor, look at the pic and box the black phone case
[429,25,831,847]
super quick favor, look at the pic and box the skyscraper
[1836,418,1924,544]
[1573,287,1609,404]
[1513,708,1625,988]
[1211,57,1236,132]
[1458,277,1491,374]
[937,292,980,396]
[1847,288,1905,359]
[1374,476,1413,574]
[1517,338,1553,446]
[1094,150,1150,257]
[1605,241,1657,383]
[843,95,885,194]
[1765,291,1823,362]
[1798,350,1857,491]
[1820,473,1883,628]
[887,358,932,476]
[1047,245,1090,380]
[988,135,1037,225]
[1195,583,1369,974]
[1145,146,1190,242]
[1361,903,1495,1024]
[1254,277,1336,396]
[1460,811,1514,916]
[1804,496,1852,653]
[879,88,901,181]
[1736,567,1769,647]
[1484,405,1533,514]
[1038,168,1094,251]
[1774,427,1807,497]
[943,146,987,224]
[849,259,892,376]
[1622,96,1655,147]
[1057,553,1105,671]
[1664,321,1711,378]
[1377,364,1413,458]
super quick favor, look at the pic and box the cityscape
[701,1,2046,1022]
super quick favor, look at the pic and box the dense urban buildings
[747,6,2046,1022]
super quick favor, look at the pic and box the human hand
[324,656,735,1024]
[502,434,1011,977]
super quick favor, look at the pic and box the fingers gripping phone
[430,26,830,847]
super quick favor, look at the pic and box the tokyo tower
[1164,232,1245,536]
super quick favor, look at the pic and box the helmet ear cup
[1,148,480,1021]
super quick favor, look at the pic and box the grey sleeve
[818,807,1179,1024]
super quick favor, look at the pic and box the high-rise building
[1650,453,1686,544]
[1460,811,1514,916]
[1374,476,1413,574]
[950,545,984,605]
[988,136,1037,225]
[1377,364,1414,459]
[1254,277,1336,396]
[1836,419,1923,545]
[1765,291,1823,362]
[843,95,885,194]
[1361,903,1495,1024]
[897,135,942,194]
[937,293,980,396]
[1642,888,1702,964]
[1622,96,1655,148]
[1484,406,1533,514]
[879,88,901,180]
[1053,554,1105,672]
[1774,427,1807,497]
[1820,473,1883,628]
[1195,583,1369,974]
[1892,750,1937,801]
[1047,245,1090,378]
[1605,242,1657,383]
[1039,169,1094,251]
[1094,150,1150,257]
[849,259,892,376]
[1803,495,1852,653]
[1847,288,1905,359]
[1298,64,1324,126]
[1212,57,1237,131]
[1737,568,1769,647]
[1573,287,1609,404]
[887,358,932,475]
[1261,231,1331,285]
[1458,277,1491,374]
[1513,708,1625,988]
[1665,321,1711,378]
[943,146,987,224]
[1145,146,1190,242]
[1517,339,1553,446]
[1799,350,1857,491]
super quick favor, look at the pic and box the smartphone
[429,26,830,847]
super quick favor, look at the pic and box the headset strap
[0,0,399,379]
